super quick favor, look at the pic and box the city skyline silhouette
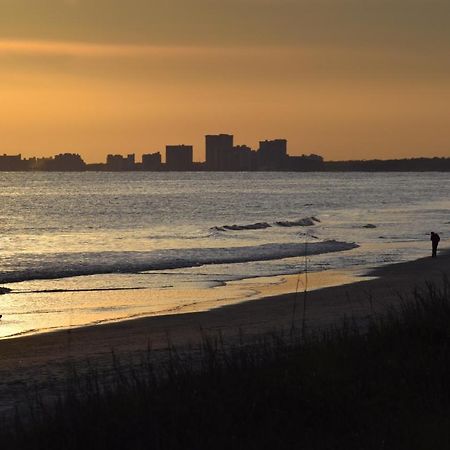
[1,131,449,171]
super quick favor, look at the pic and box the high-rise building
[166,145,193,171]
[126,154,135,169]
[257,139,288,170]
[205,134,234,171]
[51,153,86,171]
[233,145,256,171]
[0,154,26,171]
[142,152,162,171]
[106,154,136,171]
[287,154,324,171]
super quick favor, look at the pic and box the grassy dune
[3,279,450,449]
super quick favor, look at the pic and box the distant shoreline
[0,168,450,173]
[1,154,450,172]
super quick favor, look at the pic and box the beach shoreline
[0,264,373,341]
[0,249,449,417]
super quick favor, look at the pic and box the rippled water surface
[0,172,448,337]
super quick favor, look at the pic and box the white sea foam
[0,240,358,284]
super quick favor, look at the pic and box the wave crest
[212,217,320,232]
[0,240,357,284]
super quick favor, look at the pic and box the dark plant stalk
[301,238,308,340]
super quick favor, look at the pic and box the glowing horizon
[1,0,449,162]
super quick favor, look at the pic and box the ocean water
[0,172,448,338]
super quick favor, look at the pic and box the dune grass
[3,279,450,449]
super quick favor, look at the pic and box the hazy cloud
[0,0,449,51]
[0,0,449,160]
[0,38,448,85]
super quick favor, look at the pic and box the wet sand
[0,250,449,416]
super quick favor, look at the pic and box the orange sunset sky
[1,0,449,163]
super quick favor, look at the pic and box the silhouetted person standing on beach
[431,232,440,257]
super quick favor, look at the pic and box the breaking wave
[0,240,358,284]
[212,217,320,232]
[275,217,321,227]
[211,222,271,232]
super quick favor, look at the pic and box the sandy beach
[0,249,449,417]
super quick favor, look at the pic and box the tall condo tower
[205,134,234,171]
